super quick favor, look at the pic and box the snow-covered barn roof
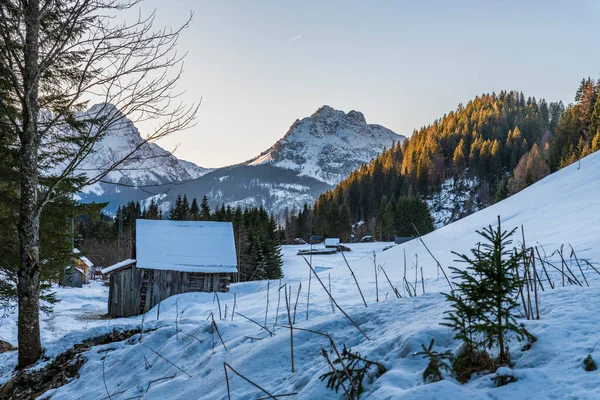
[101,259,136,275]
[73,248,94,267]
[135,220,238,273]
[324,238,340,246]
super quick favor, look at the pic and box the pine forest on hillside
[283,79,600,242]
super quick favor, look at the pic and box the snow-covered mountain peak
[72,104,211,198]
[248,106,405,185]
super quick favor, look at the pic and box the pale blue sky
[139,0,600,168]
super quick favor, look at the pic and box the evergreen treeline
[549,78,600,169]
[77,194,283,281]
[286,79,600,241]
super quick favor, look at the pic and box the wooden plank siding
[108,266,232,318]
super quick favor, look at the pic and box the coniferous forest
[283,79,600,242]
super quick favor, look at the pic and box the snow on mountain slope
[3,137,598,399]
[68,104,211,198]
[79,105,400,215]
[246,105,405,185]
[146,164,334,217]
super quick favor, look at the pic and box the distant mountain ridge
[77,104,404,215]
[73,104,212,199]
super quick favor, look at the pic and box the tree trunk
[17,0,42,368]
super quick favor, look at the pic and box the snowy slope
[246,106,405,185]
[67,104,211,199]
[2,150,599,399]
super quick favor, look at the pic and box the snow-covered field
[1,151,600,399]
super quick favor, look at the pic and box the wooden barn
[102,220,238,318]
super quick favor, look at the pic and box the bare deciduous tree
[0,0,197,367]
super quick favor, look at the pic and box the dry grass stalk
[379,265,401,299]
[284,284,295,373]
[415,254,418,294]
[223,362,277,399]
[274,280,283,330]
[306,245,313,321]
[175,299,180,341]
[102,356,112,400]
[264,280,270,328]
[142,344,192,377]
[231,293,237,321]
[293,282,302,323]
[530,250,540,319]
[235,312,275,336]
[403,249,407,297]
[372,252,379,303]
[329,274,335,313]
[215,292,223,320]
[145,375,175,393]
[570,245,589,287]
[515,265,529,319]
[554,246,581,286]
[212,318,228,351]
[301,256,370,341]
[340,248,368,308]
[412,222,454,292]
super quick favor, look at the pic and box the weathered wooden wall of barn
[108,267,231,318]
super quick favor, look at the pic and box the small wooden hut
[103,220,238,318]
[63,248,94,287]
[324,238,340,248]
[394,236,413,245]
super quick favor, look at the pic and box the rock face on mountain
[74,104,211,199]
[246,105,404,185]
[78,105,404,215]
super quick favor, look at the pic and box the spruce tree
[443,216,532,372]
[189,198,200,220]
[170,194,183,220]
[181,194,190,220]
[200,195,211,221]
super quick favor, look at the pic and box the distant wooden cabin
[64,248,94,288]
[324,238,340,248]
[102,220,238,318]
[394,236,413,245]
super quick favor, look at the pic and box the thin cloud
[290,34,302,41]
